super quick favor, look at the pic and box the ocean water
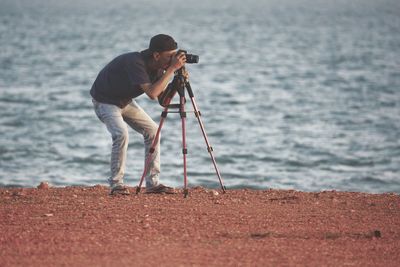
[1,0,400,193]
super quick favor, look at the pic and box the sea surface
[1,0,400,193]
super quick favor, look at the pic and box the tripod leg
[188,96,227,193]
[179,95,189,198]
[136,107,168,194]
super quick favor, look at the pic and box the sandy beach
[1,185,399,266]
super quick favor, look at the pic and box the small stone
[210,190,219,196]
[12,191,24,197]
[37,182,50,190]
[373,230,381,238]
[43,213,54,217]
[73,194,78,198]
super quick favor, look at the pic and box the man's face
[153,50,177,70]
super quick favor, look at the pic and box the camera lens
[178,50,199,64]
[186,54,199,64]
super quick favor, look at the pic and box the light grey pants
[92,99,160,188]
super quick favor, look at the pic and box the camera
[178,49,199,64]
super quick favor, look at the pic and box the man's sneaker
[145,184,176,194]
[110,184,130,195]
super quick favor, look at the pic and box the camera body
[178,49,199,64]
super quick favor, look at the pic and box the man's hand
[168,51,186,72]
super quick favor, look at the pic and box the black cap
[149,34,178,52]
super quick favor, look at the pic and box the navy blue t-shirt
[90,52,151,108]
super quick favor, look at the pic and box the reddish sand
[1,185,399,266]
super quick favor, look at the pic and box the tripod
[136,67,226,197]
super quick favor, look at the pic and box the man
[90,34,186,195]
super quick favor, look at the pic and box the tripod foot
[136,187,141,194]
[183,188,189,198]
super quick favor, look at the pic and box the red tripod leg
[189,96,226,193]
[180,95,189,197]
[136,106,168,194]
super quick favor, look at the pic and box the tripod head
[175,66,187,79]
[158,67,189,107]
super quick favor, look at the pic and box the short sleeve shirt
[90,52,151,108]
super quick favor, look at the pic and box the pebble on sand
[37,182,50,190]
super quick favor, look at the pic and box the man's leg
[122,100,160,188]
[92,99,129,187]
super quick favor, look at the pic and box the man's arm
[140,68,176,100]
